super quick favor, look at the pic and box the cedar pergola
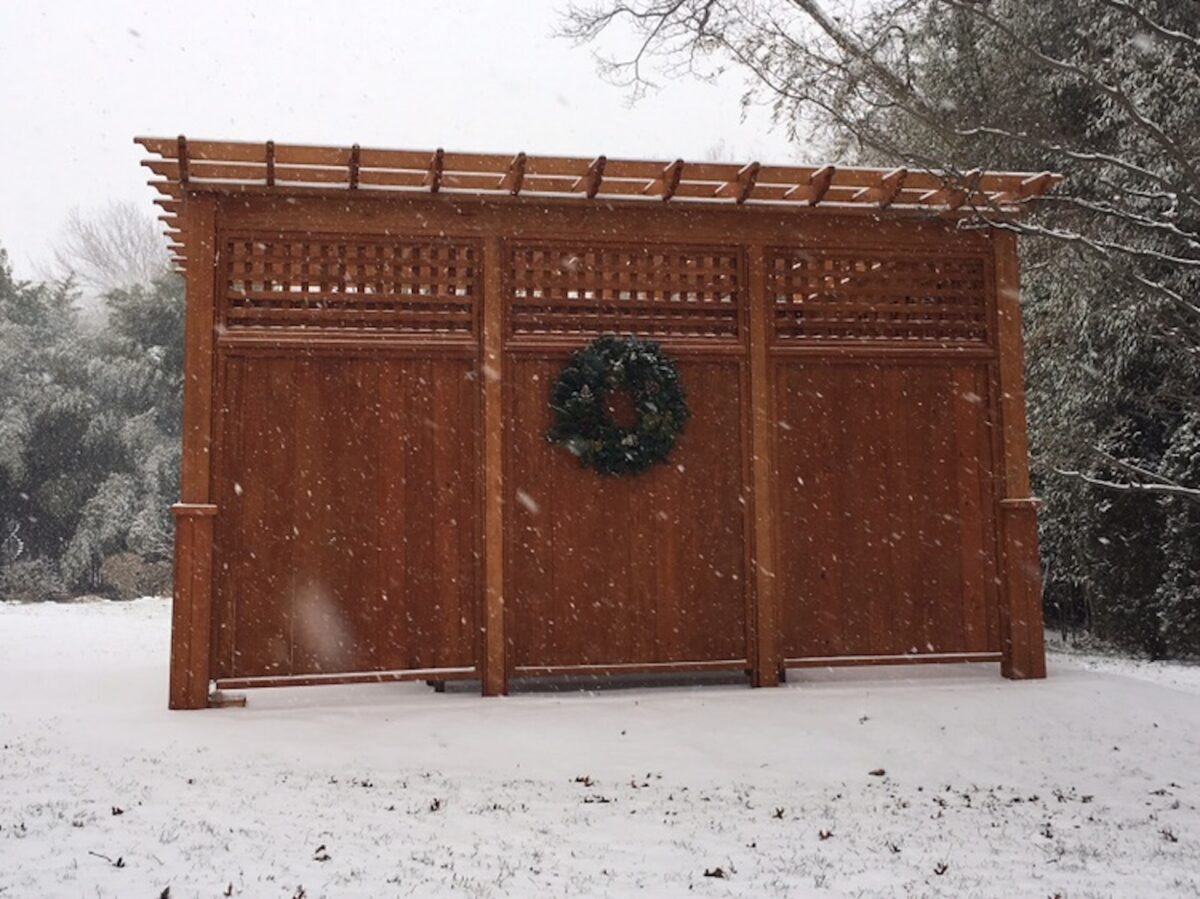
[139,134,1057,710]
[138,136,1057,269]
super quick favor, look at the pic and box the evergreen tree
[564,0,1200,655]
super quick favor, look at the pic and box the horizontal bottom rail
[513,659,748,677]
[784,651,1001,668]
[215,666,478,690]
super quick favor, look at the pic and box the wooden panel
[221,234,478,333]
[507,242,740,338]
[774,361,1000,660]
[211,355,479,679]
[506,357,749,667]
[768,248,989,344]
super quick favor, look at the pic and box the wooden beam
[784,164,836,206]
[500,152,526,195]
[737,161,761,204]
[992,230,1046,680]
[426,147,445,193]
[747,244,780,688]
[716,161,761,203]
[924,169,982,211]
[481,235,506,696]
[876,167,908,208]
[662,158,684,201]
[349,144,361,189]
[169,193,218,710]
[640,159,684,200]
[176,135,189,185]
[574,155,607,199]
[955,170,982,210]
[266,140,275,187]
[1016,171,1056,200]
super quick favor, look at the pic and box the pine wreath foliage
[545,335,690,476]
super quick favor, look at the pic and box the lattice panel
[508,243,741,337]
[223,234,478,333]
[769,249,990,344]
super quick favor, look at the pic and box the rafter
[501,152,527,196]
[132,136,1060,269]
[425,148,445,194]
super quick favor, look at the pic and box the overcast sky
[0,1,797,280]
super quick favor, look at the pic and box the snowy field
[2,599,1198,898]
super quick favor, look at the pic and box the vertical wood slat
[482,235,507,695]
[747,245,780,686]
[170,194,219,709]
[993,230,1047,680]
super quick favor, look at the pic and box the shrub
[0,558,69,603]
[99,551,171,600]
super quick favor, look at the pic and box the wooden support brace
[266,140,276,187]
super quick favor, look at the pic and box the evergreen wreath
[546,335,690,476]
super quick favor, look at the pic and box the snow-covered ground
[1,599,1197,898]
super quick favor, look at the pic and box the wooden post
[481,235,508,695]
[170,503,217,708]
[993,230,1047,680]
[169,194,219,709]
[747,245,780,687]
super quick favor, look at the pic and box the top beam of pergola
[136,136,1060,268]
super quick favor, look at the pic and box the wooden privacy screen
[145,138,1051,708]
[505,242,747,674]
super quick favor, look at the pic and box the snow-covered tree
[564,0,1200,654]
